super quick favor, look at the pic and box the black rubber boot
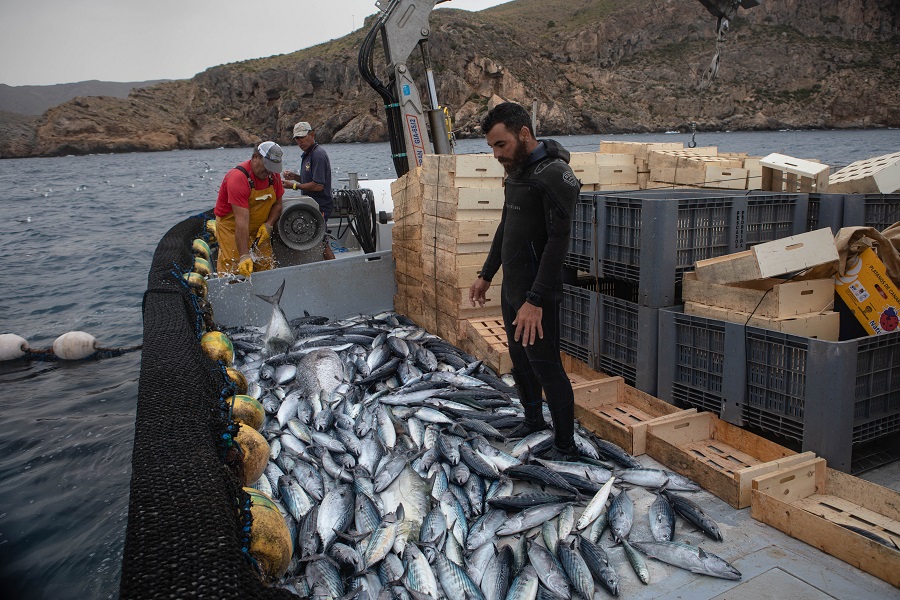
[541,442,579,462]
[510,367,545,438]
[506,418,548,439]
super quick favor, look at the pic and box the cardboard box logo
[835,247,900,335]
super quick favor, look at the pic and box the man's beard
[498,138,531,174]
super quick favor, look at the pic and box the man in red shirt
[214,142,285,276]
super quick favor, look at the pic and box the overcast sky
[1,0,512,87]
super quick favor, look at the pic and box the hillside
[1,0,897,158]
[0,80,171,116]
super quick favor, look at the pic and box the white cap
[256,141,283,173]
[293,121,312,138]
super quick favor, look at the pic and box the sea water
[1,129,898,599]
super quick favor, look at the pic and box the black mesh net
[120,214,294,599]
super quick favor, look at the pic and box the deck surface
[604,455,898,599]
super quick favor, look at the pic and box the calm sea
[1,129,898,599]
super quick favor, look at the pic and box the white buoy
[52,331,98,360]
[0,334,29,360]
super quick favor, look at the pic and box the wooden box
[684,302,840,341]
[694,228,839,284]
[751,457,900,587]
[760,153,830,193]
[682,272,834,318]
[463,317,512,374]
[573,376,695,456]
[828,151,900,194]
[645,411,813,508]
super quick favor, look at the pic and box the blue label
[403,84,411,96]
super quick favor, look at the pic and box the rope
[688,16,730,148]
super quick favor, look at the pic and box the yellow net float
[200,331,233,365]
[192,238,211,261]
[242,488,293,581]
[228,395,265,431]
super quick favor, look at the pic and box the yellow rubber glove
[254,223,272,247]
[238,254,253,278]
[205,220,217,243]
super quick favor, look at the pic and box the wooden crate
[682,272,835,318]
[694,228,839,284]
[600,141,684,161]
[684,302,839,340]
[751,457,900,587]
[829,151,900,194]
[646,411,813,508]
[760,153,830,193]
[463,317,512,374]
[573,376,695,456]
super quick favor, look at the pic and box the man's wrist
[525,291,543,307]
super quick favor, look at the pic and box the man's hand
[469,277,491,308]
[254,223,273,248]
[238,254,254,278]
[513,301,543,347]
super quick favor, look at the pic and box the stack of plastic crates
[562,189,808,395]
[657,306,900,472]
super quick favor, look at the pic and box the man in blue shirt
[284,121,335,260]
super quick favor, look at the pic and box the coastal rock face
[1,0,897,158]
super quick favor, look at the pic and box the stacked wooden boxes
[392,154,505,344]
[569,151,639,191]
[599,140,683,190]
[390,168,425,320]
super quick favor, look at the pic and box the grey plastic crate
[806,193,845,234]
[842,193,900,230]
[560,279,663,395]
[595,190,808,307]
[657,306,900,472]
[565,193,601,275]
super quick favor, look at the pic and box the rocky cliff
[2,0,897,158]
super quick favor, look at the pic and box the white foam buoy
[0,334,29,361]
[52,331,98,360]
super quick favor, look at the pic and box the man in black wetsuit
[469,102,581,460]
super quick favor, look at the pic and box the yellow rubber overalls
[216,167,277,274]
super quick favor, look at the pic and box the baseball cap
[293,122,312,138]
[257,141,283,173]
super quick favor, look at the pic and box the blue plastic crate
[657,306,900,472]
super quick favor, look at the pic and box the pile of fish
[228,284,741,598]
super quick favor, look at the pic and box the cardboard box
[834,246,900,335]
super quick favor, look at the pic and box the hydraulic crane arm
[359,0,452,178]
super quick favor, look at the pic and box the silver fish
[608,489,634,543]
[496,502,569,536]
[255,280,294,355]
[505,564,539,600]
[622,539,650,585]
[296,348,345,400]
[317,484,354,550]
[526,540,571,600]
[556,537,594,600]
[631,541,741,580]
[617,467,700,492]
[649,492,676,542]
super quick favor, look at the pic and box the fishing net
[120,213,294,599]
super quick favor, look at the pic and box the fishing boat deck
[611,454,898,599]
